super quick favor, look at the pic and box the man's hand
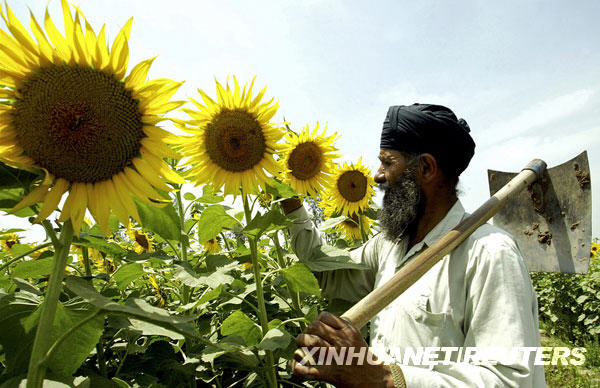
[290,312,394,388]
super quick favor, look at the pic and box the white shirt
[289,200,546,387]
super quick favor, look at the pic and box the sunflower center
[13,64,144,183]
[134,231,150,251]
[337,170,368,202]
[204,108,266,172]
[288,142,322,180]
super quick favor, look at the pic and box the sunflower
[0,1,185,236]
[176,77,284,196]
[148,274,166,307]
[0,232,20,251]
[328,158,375,216]
[202,238,220,254]
[279,123,340,196]
[591,242,599,258]
[127,224,154,254]
[336,212,373,241]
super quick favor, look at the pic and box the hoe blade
[488,151,592,274]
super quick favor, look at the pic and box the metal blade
[488,151,591,274]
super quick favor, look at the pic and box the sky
[2,0,599,241]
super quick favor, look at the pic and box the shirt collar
[402,199,467,260]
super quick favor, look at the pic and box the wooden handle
[341,167,539,328]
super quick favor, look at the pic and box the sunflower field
[0,2,380,387]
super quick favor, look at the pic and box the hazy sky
[3,0,599,240]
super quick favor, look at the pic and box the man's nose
[374,167,385,184]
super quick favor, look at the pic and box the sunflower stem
[82,247,92,278]
[175,187,196,388]
[243,196,277,388]
[358,214,368,244]
[272,232,305,327]
[27,220,74,388]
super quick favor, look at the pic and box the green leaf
[281,263,321,296]
[196,205,240,243]
[258,327,292,351]
[0,292,103,378]
[243,208,292,238]
[318,215,348,231]
[135,199,181,241]
[299,245,368,272]
[112,263,145,290]
[221,311,262,346]
[126,317,185,340]
[198,284,223,304]
[13,256,59,279]
[265,178,297,198]
[0,187,36,217]
[173,261,236,289]
[0,161,40,189]
[183,192,196,201]
[65,277,207,343]
[576,295,589,304]
[196,184,225,204]
[74,236,128,257]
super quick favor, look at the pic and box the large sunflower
[328,158,375,216]
[280,123,339,196]
[176,77,284,196]
[0,1,184,235]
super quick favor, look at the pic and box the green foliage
[532,245,600,344]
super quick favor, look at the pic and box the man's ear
[418,153,439,184]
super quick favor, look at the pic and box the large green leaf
[298,245,369,272]
[196,205,240,243]
[318,215,348,231]
[243,208,292,238]
[12,256,57,279]
[265,178,297,198]
[196,184,225,204]
[135,199,181,241]
[220,311,262,346]
[258,327,292,351]
[73,236,128,257]
[281,263,321,296]
[173,261,237,289]
[112,263,145,290]
[65,277,208,344]
[0,292,103,378]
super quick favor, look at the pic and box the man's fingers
[296,333,331,348]
[290,359,328,380]
[317,311,350,330]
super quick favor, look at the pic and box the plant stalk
[26,220,74,388]
[243,196,277,388]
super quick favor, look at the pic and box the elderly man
[283,104,545,387]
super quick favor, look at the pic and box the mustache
[378,182,390,192]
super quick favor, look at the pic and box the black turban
[380,103,475,177]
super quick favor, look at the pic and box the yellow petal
[123,168,166,203]
[35,179,69,222]
[125,57,156,90]
[70,183,88,236]
[11,184,50,214]
[94,181,110,235]
[140,137,180,159]
[94,24,109,69]
[111,176,141,224]
[105,178,131,226]
[29,11,53,66]
[44,8,71,62]
[86,182,99,223]
[132,157,172,192]
[3,4,38,57]
[61,0,75,48]
[140,148,184,183]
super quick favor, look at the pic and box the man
[282,104,545,387]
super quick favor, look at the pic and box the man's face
[375,149,425,240]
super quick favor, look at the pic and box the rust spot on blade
[574,163,590,189]
[537,231,552,245]
[532,223,539,231]
[570,221,580,230]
